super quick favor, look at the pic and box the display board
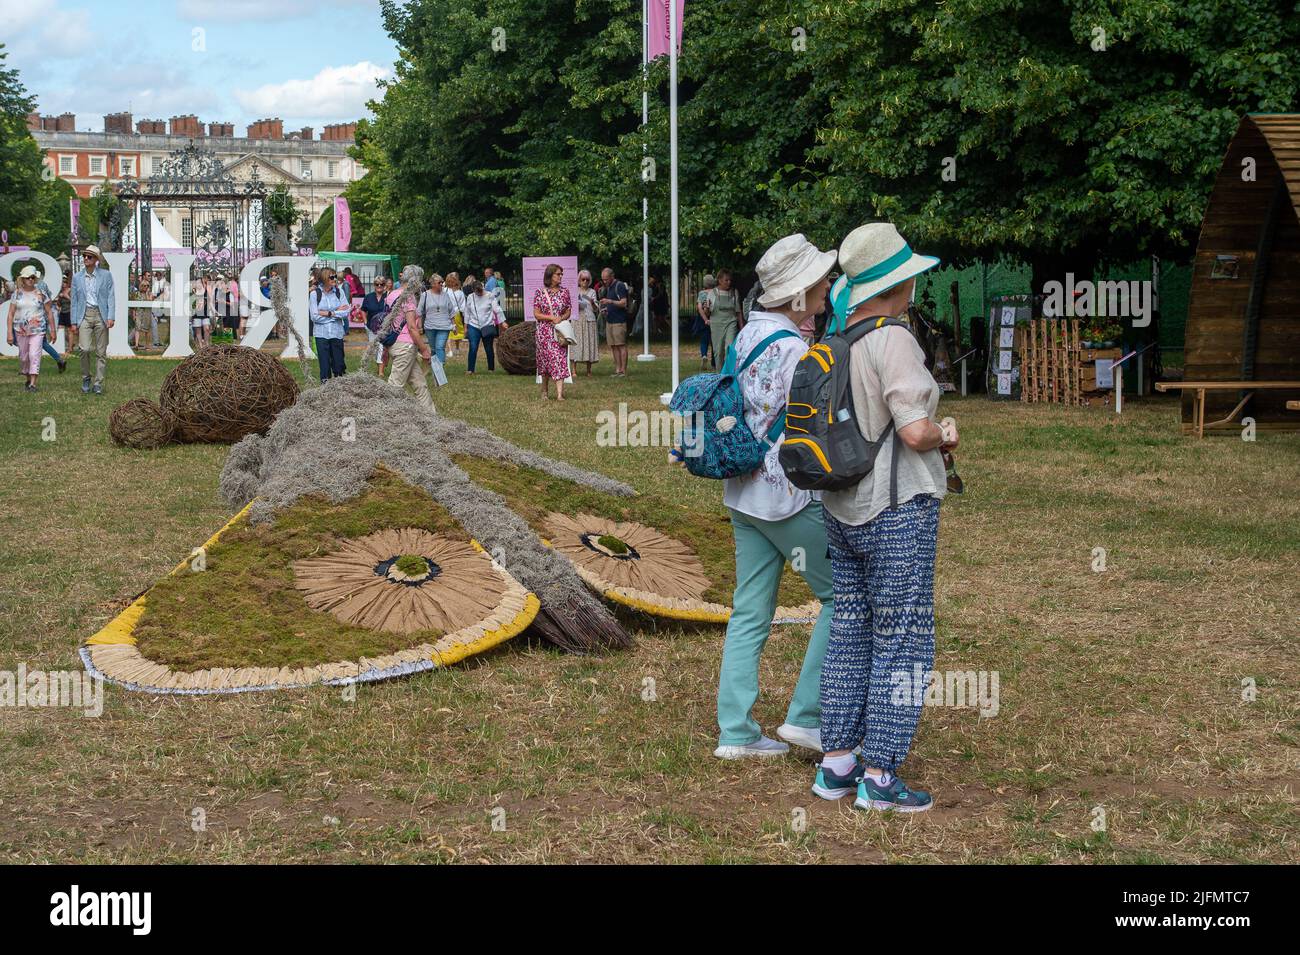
[985,296,1034,400]
[521,256,579,322]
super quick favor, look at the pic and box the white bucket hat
[830,223,939,324]
[18,265,40,280]
[755,234,837,308]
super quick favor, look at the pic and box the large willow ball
[160,345,299,443]
[496,322,537,375]
[108,398,177,449]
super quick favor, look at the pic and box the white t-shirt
[84,270,99,309]
[447,288,467,319]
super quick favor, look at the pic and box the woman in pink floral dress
[532,263,572,400]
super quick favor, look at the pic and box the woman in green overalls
[706,269,742,361]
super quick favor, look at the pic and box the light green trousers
[717,501,835,746]
[78,310,109,387]
[713,319,739,363]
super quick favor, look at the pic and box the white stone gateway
[0,252,316,359]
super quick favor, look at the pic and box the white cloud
[29,50,224,127]
[0,0,92,66]
[76,62,224,119]
[176,0,377,22]
[234,61,388,121]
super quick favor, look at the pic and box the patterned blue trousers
[820,495,940,770]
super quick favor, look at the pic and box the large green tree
[22,175,81,252]
[0,44,47,244]
[366,0,1300,276]
[789,0,1300,279]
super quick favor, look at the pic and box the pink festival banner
[70,198,80,233]
[334,197,352,253]
[521,255,579,323]
[647,0,685,61]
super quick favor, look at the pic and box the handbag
[379,312,405,348]
[553,319,577,346]
[541,287,577,345]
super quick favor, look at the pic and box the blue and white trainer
[854,773,933,813]
[776,723,822,752]
[811,760,863,800]
[713,735,789,759]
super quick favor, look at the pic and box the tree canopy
[0,44,47,244]
[359,0,1299,276]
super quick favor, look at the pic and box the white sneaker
[776,723,823,752]
[713,735,790,759]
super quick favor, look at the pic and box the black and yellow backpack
[777,316,908,496]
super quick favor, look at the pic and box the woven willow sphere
[160,345,299,443]
[496,321,536,375]
[108,398,176,449]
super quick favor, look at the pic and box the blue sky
[1,0,399,132]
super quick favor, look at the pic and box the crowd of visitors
[5,252,747,397]
[297,261,670,393]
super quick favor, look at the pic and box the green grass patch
[4,352,1298,864]
[393,555,431,577]
[597,534,629,554]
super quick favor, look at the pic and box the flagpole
[637,0,654,364]
[665,0,680,401]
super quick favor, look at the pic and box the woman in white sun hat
[714,234,838,760]
[6,265,55,392]
[809,222,957,813]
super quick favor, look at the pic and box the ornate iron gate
[114,143,272,273]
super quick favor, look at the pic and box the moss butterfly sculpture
[83,375,817,694]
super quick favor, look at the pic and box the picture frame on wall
[1209,254,1239,280]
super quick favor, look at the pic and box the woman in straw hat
[6,265,55,392]
[809,222,958,812]
[714,234,838,759]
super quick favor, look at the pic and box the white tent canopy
[149,210,183,252]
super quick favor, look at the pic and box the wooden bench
[1154,380,1300,437]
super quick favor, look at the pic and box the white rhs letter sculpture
[103,251,140,357]
[238,256,315,359]
[4,251,313,361]
[160,254,196,358]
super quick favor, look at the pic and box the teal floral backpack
[667,330,798,479]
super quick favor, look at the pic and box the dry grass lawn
[0,341,1296,863]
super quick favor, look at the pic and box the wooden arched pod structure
[1180,114,1300,432]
